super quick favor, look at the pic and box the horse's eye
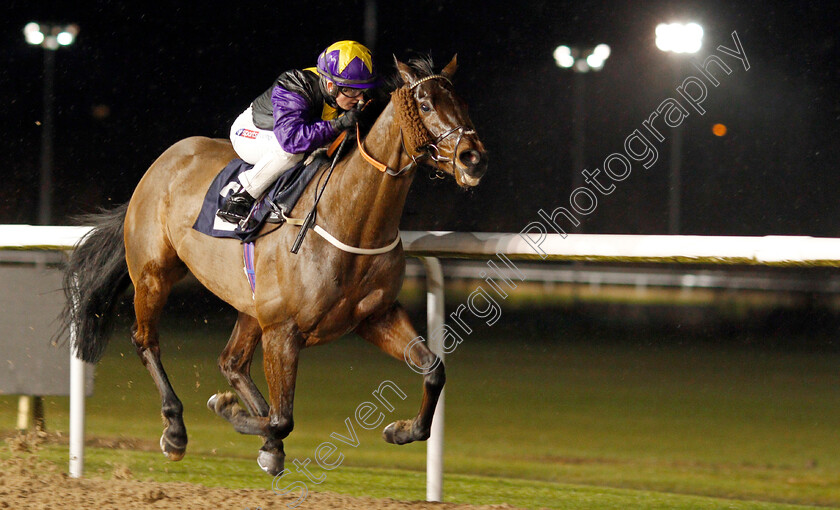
[420,103,431,113]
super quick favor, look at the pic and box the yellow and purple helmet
[316,40,378,89]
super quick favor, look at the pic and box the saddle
[192,152,328,242]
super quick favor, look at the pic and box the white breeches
[229,107,304,197]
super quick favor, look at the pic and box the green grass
[5,444,826,510]
[2,302,840,509]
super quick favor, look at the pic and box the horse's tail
[60,203,132,363]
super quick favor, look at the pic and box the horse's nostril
[458,149,487,180]
[459,150,481,167]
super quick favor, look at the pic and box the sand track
[1,434,523,510]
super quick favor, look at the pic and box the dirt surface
[0,435,524,510]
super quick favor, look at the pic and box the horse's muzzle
[457,149,488,185]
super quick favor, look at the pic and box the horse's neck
[321,101,414,247]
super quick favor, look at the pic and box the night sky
[3,1,839,236]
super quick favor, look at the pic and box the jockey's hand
[330,108,362,132]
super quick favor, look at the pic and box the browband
[408,74,452,90]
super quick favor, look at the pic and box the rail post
[421,257,445,501]
[69,274,85,478]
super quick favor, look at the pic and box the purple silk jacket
[250,68,339,154]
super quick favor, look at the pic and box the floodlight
[555,44,610,73]
[553,45,575,68]
[57,25,79,46]
[656,22,703,54]
[23,22,79,49]
[586,54,603,70]
[593,44,611,60]
[23,22,45,45]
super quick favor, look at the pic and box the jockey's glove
[330,108,362,132]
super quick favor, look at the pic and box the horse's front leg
[208,321,301,476]
[355,303,445,445]
[257,322,303,474]
[215,312,269,417]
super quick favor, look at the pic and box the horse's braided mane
[392,88,432,154]
[389,55,437,153]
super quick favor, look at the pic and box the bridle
[416,124,476,178]
[407,75,476,177]
[358,74,476,178]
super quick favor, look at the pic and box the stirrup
[237,204,261,230]
[216,208,248,224]
[217,189,256,224]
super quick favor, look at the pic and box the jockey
[217,40,379,223]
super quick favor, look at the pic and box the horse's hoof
[160,434,186,461]
[382,420,415,445]
[207,391,239,417]
[257,449,285,476]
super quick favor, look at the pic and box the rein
[355,124,415,177]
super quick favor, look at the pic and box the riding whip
[290,103,363,254]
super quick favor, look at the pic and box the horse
[60,55,487,475]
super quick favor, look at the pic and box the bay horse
[60,55,486,475]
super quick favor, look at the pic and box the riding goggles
[339,87,365,98]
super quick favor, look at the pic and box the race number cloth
[192,155,325,242]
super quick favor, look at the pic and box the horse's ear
[442,54,458,79]
[394,56,417,86]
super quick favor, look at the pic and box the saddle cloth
[192,154,326,242]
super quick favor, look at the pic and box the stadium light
[655,22,703,54]
[553,45,575,69]
[656,22,702,235]
[24,22,79,50]
[553,43,611,233]
[553,44,611,73]
[23,22,79,226]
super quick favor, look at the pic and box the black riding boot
[217,188,256,224]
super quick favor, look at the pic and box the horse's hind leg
[130,259,189,461]
[213,312,269,417]
[356,303,445,445]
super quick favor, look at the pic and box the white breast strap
[313,225,401,255]
[282,212,401,255]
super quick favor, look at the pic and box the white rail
[2,224,839,499]
[6,226,840,266]
[400,231,840,266]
